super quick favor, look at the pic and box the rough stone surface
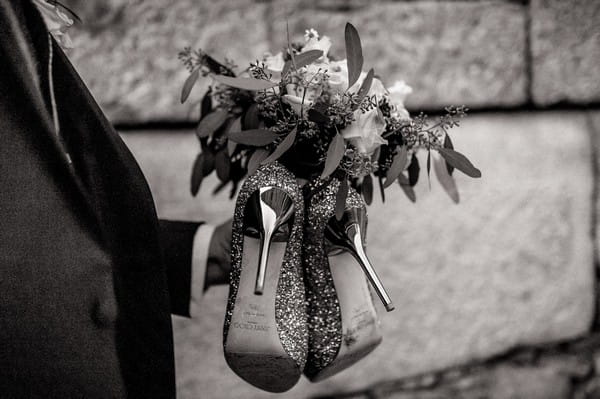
[121,112,594,398]
[380,366,572,399]
[530,0,600,106]
[274,0,528,110]
[64,0,272,123]
[590,112,600,267]
[62,0,527,123]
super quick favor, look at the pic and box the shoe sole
[309,251,382,382]
[225,238,301,392]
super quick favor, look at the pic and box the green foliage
[179,24,480,203]
[344,23,363,89]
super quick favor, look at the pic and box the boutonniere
[32,0,78,50]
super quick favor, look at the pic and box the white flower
[327,59,349,92]
[33,0,74,49]
[366,77,387,98]
[263,52,285,80]
[388,80,412,120]
[304,28,319,41]
[341,108,388,155]
[302,35,332,61]
[327,60,387,98]
[282,94,312,115]
[284,64,323,115]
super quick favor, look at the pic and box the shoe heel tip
[385,304,395,312]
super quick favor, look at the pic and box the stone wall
[57,0,600,398]
[61,0,600,124]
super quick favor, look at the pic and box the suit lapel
[0,1,105,239]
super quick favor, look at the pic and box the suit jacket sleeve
[158,220,203,317]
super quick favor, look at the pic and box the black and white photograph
[1,0,599,398]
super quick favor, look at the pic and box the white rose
[327,59,349,93]
[327,60,387,99]
[302,35,332,61]
[365,77,386,98]
[263,52,285,80]
[341,108,388,155]
[388,80,412,120]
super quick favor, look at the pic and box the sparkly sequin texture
[303,178,365,378]
[223,162,307,369]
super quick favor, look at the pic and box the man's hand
[205,219,232,289]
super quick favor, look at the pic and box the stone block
[530,0,600,106]
[381,365,572,399]
[121,111,594,398]
[62,1,527,124]
[272,0,528,111]
[64,0,271,124]
[589,112,600,267]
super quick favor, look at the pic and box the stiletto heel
[303,178,387,382]
[223,162,307,393]
[252,187,295,295]
[325,208,395,312]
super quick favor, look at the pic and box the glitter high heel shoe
[303,179,393,382]
[223,162,307,393]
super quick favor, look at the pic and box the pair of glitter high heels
[223,162,394,392]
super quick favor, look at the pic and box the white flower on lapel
[33,0,74,49]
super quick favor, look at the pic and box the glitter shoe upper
[303,178,365,378]
[223,162,307,369]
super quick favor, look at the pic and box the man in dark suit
[0,1,230,397]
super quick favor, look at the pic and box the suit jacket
[0,1,199,397]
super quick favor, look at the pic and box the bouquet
[179,24,480,213]
[179,23,481,392]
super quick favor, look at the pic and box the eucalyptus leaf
[228,116,242,133]
[204,54,235,76]
[378,175,386,203]
[397,172,409,186]
[181,68,199,104]
[201,150,215,176]
[438,148,481,178]
[345,22,363,89]
[282,49,323,76]
[229,181,239,200]
[213,75,277,91]
[212,181,229,195]
[383,145,408,188]
[228,129,278,146]
[399,181,416,203]
[335,177,349,221]
[196,109,229,139]
[407,154,420,186]
[321,133,346,179]
[427,150,431,180]
[247,149,269,175]
[215,150,231,181]
[362,174,373,205]
[262,128,297,165]
[200,88,212,119]
[227,139,237,156]
[443,133,455,175]
[433,154,459,203]
[190,152,204,196]
[226,118,242,156]
[243,104,260,130]
[354,68,374,109]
